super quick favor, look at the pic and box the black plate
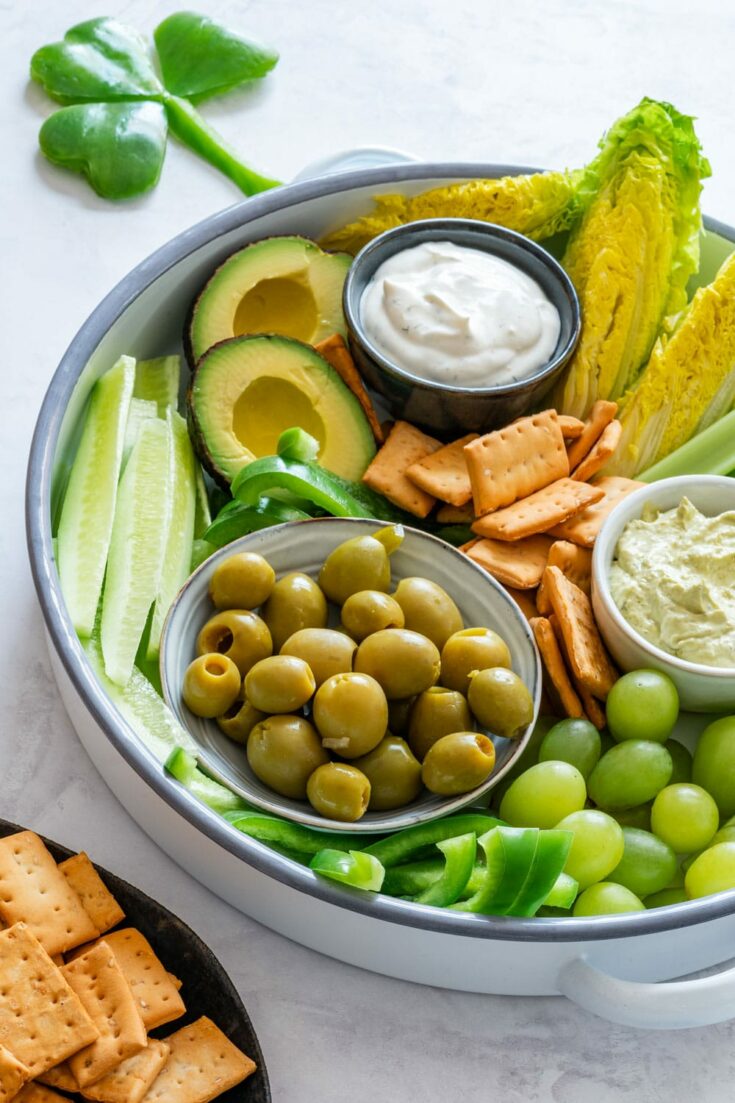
[0,819,270,1103]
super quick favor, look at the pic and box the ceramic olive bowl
[342,218,581,437]
[160,517,542,833]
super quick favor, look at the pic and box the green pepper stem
[163,94,280,196]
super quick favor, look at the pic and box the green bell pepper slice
[363,814,502,869]
[232,456,368,517]
[454,827,539,915]
[543,871,579,910]
[277,427,320,463]
[415,833,477,907]
[204,497,311,548]
[509,830,573,917]
[223,810,368,855]
[310,849,385,892]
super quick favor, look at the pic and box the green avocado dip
[609,497,735,669]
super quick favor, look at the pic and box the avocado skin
[187,333,375,489]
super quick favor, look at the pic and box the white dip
[609,497,735,669]
[360,239,561,388]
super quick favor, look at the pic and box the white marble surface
[4,0,735,1098]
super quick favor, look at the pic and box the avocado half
[187,236,352,365]
[188,334,377,487]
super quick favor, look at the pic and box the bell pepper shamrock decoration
[30,12,280,200]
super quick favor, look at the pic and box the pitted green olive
[318,530,401,604]
[341,590,405,641]
[467,667,533,739]
[197,609,272,676]
[247,715,328,799]
[354,629,441,699]
[393,577,463,649]
[209,551,275,610]
[353,736,422,810]
[421,732,496,795]
[262,572,328,650]
[440,627,512,693]
[408,687,474,761]
[245,655,316,713]
[306,762,371,822]
[183,653,241,718]
[280,628,356,687]
[313,672,388,758]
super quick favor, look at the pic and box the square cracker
[362,420,441,517]
[314,334,384,443]
[530,617,583,719]
[566,399,618,469]
[549,616,607,730]
[0,923,98,1077]
[549,476,644,547]
[144,1017,256,1103]
[69,929,185,1031]
[464,410,568,516]
[406,434,477,506]
[59,853,125,935]
[0,832,99,956]
[81,1040,170,1103]
[0,1043,30,1103]
[572,419,622,482]
[12,1086,69,1103]
[472,478,604,541]
[37,1063,78,1093]
[63,941,147,1087]
[465,534,552,589]
[557,414,585,439]
[543,566,618,698]
[537,541,593,614]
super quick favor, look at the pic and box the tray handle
[291,146,419,183]
[559,956,735,1029]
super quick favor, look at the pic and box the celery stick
[121,397,157,471]
[57,356,135,637]
[133,355,181,414]
[84,632,197,761]
[639,408,735,482]
[101,418,173,685]
[147,411,197,659]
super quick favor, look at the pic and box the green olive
[341,590,405,641]
[262,572,328,650]
[247,715,328,799]
[313,672,388,758]
[353,736,422,811]
[387,697,416,737]
[216,691,265,744]
[408,687,474,760]
[421,732,496,795]
[306,762,371,822]
[197,609,272,676]
[318,532,398,604]
[440,627,512,693]
[467,667,534,739]
[245,655,316,713]
[183,653,241,718]
[393,577,463,649]
[209,552,275,610]
[354,629,440,699]
[280,628,356,687]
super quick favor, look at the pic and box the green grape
[610,803,652,831]
[491,714,556,809]
[692,717,735,818]
[587,741,673,810]
[556,809,624,890]
[538,718,601,779]
[645,887,688,908]
[665,739,693,784]
[606,670,679,743]
[651,784,719,854]
[498,761,586,829]
[573,882,645,916]
[607,827,677,897]
[685,842,735,898]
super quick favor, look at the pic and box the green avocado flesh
[188,235,351,362]
[188,334,376,486]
